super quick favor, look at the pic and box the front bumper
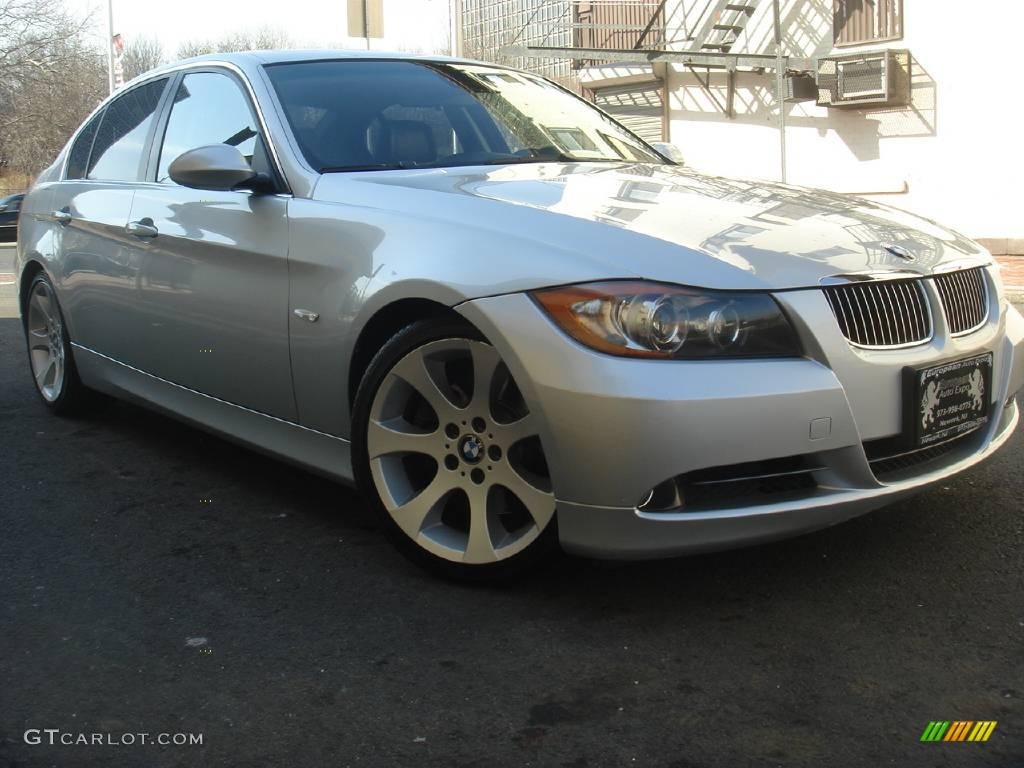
[553,401,1017,558]
[457,286,1024,559]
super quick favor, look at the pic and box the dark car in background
[0,193,24,242]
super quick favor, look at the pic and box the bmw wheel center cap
[459,434,484,464]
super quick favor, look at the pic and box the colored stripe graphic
[971,722,997,742]
[944,721,972,741]
[921,721,950,741]
[921,721,996,742]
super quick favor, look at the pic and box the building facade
[458,0,1024,250]
[460,0,576,84]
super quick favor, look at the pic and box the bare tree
[0,0,87,77]
[242,26,293,51]
[0,0,106,176]
[174,26,292,61]
[122,35,164,80]
[174,38,216,60]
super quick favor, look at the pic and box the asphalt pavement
[0,245,15,319]
[0,247,1021,767]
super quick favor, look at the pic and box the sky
[67,0,452,60]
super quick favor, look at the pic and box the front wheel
[352,318,559,581]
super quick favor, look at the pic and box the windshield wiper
[527,147,577,162]
[318,153,627,173]
[471,154,624,166]
[319,162,419,172]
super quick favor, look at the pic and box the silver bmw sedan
[16,51,1024,580]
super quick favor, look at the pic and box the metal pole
[450,0,461,57]
[106,0,115,94]
[772,0,786,183]
[363,0,370,50]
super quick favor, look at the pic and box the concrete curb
[995,255,1024,301]
[977,238,1024,257]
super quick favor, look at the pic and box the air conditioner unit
[784,73,818,103]
[816,49,911,108]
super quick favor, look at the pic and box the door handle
[52,210,71,225]
[127,219,159,239]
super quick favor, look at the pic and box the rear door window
[87,78,168,181]
[66,113,103,179]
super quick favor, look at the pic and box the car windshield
[264,59,665,172]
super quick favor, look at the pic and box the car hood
[313,162,990,291]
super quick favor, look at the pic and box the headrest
[383,120,436,165]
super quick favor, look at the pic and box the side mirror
[168,144,273,193]
[651,141,685,166]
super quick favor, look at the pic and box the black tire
[23,271,90,416]
[352,316,560,583]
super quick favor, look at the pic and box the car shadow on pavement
[3,314,1008,605]
[5,318,1019,591]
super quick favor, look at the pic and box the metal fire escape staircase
[497,0,812,181]
[691,1,759,53]
[501,0,811,84]
[684,0,761,116]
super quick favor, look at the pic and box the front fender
[285,195,639,437]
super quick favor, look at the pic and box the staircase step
[713,24,745,32]
[724,3,757,12]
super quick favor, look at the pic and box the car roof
[170,49,491,69]
[127,49,509,93]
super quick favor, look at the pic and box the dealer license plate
[908,352,992,447]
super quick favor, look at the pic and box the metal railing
[462,0,693,84]
[465,0,779,65]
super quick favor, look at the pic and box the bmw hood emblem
[885,244,916,262]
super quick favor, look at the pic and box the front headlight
[532,281,802,359]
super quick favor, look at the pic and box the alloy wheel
[367,338,554,564]
[26,280,66,402]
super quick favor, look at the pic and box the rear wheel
[24,272,88,414]
[352,318,558,581]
